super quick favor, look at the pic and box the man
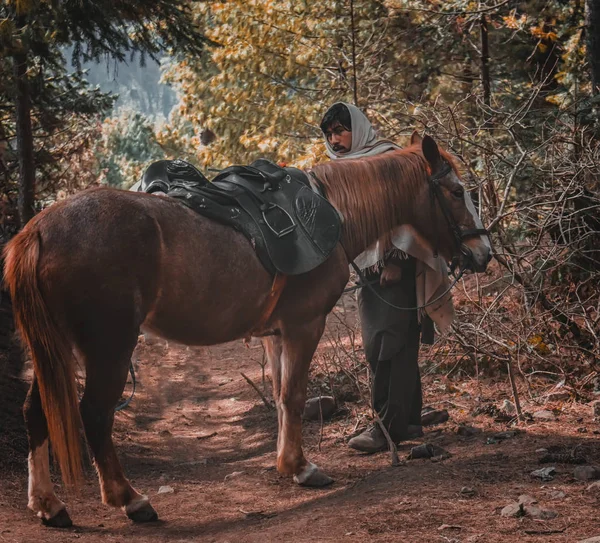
[321,102,399,158]
[320,102,438,452]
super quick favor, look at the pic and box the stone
[500,503,523,518]
[501,399,516,415]
[574,466,599,481]
[456,425,481,437]
[157,485,174,494]
[408,443,451,460]
[460,487,476,497]
[531,467,556,481]
[550,490,566,499]
[533,410,555,421]
[525,505,557,520]
[517,494,537,505]
[421,408,449,426]
[501,497,557,520]
[303,396,337,421]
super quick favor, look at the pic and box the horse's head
[411,132,492,273]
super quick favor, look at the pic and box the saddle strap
[247,273,287,339]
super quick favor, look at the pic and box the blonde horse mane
[310,143,458,257]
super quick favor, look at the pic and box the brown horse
[3,134,491,527]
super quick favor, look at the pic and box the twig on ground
[240,372,274,410]
[506,355,524,421]
[318,395,324,452]
[196,431,217,440]
[258,346,267,393]
[374,414,402,467]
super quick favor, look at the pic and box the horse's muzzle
[459,243,492,273]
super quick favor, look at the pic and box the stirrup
[261,203,296,237]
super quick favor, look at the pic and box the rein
[347,259,465,311]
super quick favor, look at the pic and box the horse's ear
[422,135,441,168]
[410,131,422,145]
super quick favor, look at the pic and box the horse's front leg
[278,316,333,487]
[262,335,283,452]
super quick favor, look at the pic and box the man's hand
[379,261,403,287]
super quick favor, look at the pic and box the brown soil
[2,293,600,543]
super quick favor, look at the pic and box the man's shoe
[348,424,388,453]
[407,424,424,439]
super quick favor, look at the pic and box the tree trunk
[587,0,600,94]
[13,51,36,227]
[480,14,491,108]
[349,0,359,107]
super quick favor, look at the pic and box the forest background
[1,0,599,392]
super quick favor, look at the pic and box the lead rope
[115,361,137,412]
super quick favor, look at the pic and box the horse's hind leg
[278,317,333,487]
[80,341,157,523]
[24,375,73,527]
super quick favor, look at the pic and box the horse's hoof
[299,469,334,487]
[41,508,73,528]
[293,462,334,488]
[127,502,158,523]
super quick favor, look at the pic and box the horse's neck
[328,168,425,262]
[339,217,395,263]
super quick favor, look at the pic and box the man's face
[324,121,352,154]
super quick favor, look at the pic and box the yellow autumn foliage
[160,0,399,169]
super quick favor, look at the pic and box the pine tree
[1,0,208,226]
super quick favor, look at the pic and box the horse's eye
[452,188,464,199]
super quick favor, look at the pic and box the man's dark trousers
[358,256,423,442]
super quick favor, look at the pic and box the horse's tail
[3,224,83,486]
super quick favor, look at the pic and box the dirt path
[2,303,600,542]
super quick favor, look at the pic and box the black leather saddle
[136,158,341,276]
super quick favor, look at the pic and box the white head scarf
[323,102,400,160]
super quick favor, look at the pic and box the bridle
[345,162,490,312]
[428,162,489,272]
